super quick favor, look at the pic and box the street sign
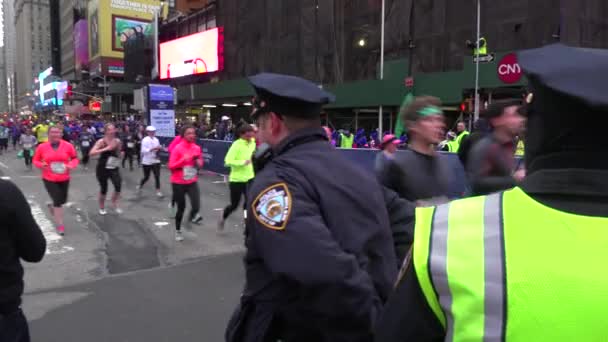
[473,53,495,63]
[404,76,414,88]
[497,53,523,84]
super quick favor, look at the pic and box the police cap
[518,44,608,108]
[517,44,608,168]
[248,73,335,120]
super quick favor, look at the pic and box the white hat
[221,116,230,121]
[146,125,156,131]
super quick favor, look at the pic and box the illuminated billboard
[88,0,160,76]
[38,67,68,106]
[159,27,224,80]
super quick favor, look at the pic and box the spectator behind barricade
[339,129,354,148]
[383,95,452,205]
[216,116,230,140]
[375,134,401,184]
[438,131,456,152]
[354,128,368,148]
[466,99,526,196]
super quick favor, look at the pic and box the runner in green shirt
[218,123,256,230]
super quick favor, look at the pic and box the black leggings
[122,149,135,169]
[223,182,249,220]
[81,148,90,166]
[43,180,69,207]
[140,164,161,189]
[96,168,122,195]
[172,182,200,231]
[23,149,33,166]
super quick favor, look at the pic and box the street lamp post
[474,0,481,122]
[378,0,385,138]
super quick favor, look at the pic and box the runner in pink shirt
[168,126,203,241]
[33,126,79,235]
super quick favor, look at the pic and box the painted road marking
[0,162,8,169]
[213,208,223,211]
[154,221,170,227]
[0,176,10,180]
[27,200,75,255]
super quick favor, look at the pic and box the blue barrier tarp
[175,139,470,198]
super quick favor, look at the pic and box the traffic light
[460,102,467,112]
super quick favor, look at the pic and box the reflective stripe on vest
[414,188,608,341]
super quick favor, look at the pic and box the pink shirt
[167,136,182,154]
[33,140,79,182]
[168,140,203,184]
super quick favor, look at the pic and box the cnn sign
[497,53,522,84]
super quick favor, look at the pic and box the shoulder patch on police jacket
[252,182,292,231]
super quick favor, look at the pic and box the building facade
[3,0,16,112]
[59,0,87,81]
[0,46,8,112]
[14,0,52,109]
[162,0,608,131]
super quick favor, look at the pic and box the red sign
[89,100,101,112]
[405,76,414,88]
[160,27,224,80]
[497,53,522,84]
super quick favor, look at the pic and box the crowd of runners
[0,117,256,242]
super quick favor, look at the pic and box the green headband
[417,105,443,117]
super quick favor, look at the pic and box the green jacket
[224,138,256,182]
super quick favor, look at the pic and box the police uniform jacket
[234,127,397,342]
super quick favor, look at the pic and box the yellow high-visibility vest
[413,187,608,341]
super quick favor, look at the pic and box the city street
[0,150,246,341]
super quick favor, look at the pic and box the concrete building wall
[215,0,607,84]
[14,0,52,108]
[59,0,75,80]
[3,0,16,111]
[0,46,8,112]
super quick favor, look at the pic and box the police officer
[375,43,608,341]
[226,73,397,342]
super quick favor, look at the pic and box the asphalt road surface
[0,148,246,341]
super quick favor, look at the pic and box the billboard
[148,84,175,137]
[159,27,224,80]
[74,19,89,73]
[88,0,160,75]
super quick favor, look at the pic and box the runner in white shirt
[137,126,163,197]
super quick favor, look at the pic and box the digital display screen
[159,27,223,79]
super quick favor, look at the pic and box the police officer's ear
[265,112,285,134]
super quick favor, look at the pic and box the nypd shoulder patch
[252,182,292,231]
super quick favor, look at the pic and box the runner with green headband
[380,95,452,204]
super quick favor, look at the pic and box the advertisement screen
[159,27,223,80]
[113,15,153,51]
[74,20,89,72]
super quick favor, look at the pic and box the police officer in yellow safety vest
[454,121,469,152]
[375,43,608,342]
[339,129,354,148]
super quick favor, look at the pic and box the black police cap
[248,73,335,119]
[517,44,608,170]
[518,43,608,108]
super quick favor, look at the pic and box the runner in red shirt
[33,126,79,235]
[168,126,203,242]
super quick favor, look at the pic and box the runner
[137,126,163,197]
[168,126,203,241]
[121,125,137,171]
[32,125,79,235]
[79,124,95,170]
[19,127,37,170]
[166,134,183,218]
[33,120,49,145]
[218,123,256,230]
[0,123,10,155]
[89,123,124,215]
